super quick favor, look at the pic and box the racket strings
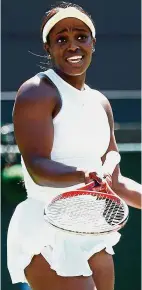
[103,199,124,225]
[45,193,126,233]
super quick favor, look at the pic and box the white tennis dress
[7,69,121,284]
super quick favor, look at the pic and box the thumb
[89,172,103,184]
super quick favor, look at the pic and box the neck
[54,68,86,91]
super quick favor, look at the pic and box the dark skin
[13,18,98,187]
[45,17,95,80]
[13,16,141,290]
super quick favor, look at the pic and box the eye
[56,36,67,44]
[77,34,88,41]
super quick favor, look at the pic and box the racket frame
[44,180,129,236]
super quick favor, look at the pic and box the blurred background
[1,0,141,289]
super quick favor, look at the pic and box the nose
[67,40,80,52]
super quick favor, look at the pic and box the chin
[63,60,92,76]
[62,66,87,77]
[55,61,89,77]
[66,71,85,76]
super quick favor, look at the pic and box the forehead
[50,17,91,35]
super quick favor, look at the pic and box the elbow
[31,174,45,186]
[26,168,46,187]
[27,166,55,188]
[23,157,47,187]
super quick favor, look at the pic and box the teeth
[68,56,82,60]
[67,56,83,63]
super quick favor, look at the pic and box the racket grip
[102,151,121,176]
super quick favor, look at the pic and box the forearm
[113,175,142,209]
[27,157,86,188]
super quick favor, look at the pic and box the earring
[47,54,51,60]
[92,47,95,53]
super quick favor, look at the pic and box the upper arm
[99,94,122,185]
[13,78,57,168]
[99,94,118,153]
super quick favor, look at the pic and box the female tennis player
[7,2,141,290]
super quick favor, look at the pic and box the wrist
[76,167,91,184]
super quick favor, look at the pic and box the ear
[92,37,96,53]
[93,37,96,46]
[43,43,50,54]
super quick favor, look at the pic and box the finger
[103,173,112,187]
[105,175,112,187]
[84,170,92,184]
[89,172,102,184]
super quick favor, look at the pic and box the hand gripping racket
[44,151,129,235]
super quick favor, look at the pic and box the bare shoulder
[14,74,59,114]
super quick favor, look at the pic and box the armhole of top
[37,72,63,122]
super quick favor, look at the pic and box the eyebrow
[56,28,88,35]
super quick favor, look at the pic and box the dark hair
[41,1,95,44]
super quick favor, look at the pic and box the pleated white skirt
[7,198,121,284]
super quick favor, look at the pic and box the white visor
[42,7,96,43]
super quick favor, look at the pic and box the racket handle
[102,151,121,176]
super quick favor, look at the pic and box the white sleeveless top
[21,69,110,203]
[8,69,121,284]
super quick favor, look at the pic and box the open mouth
[66,55,84,64]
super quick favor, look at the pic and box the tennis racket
[44,151,129,235]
